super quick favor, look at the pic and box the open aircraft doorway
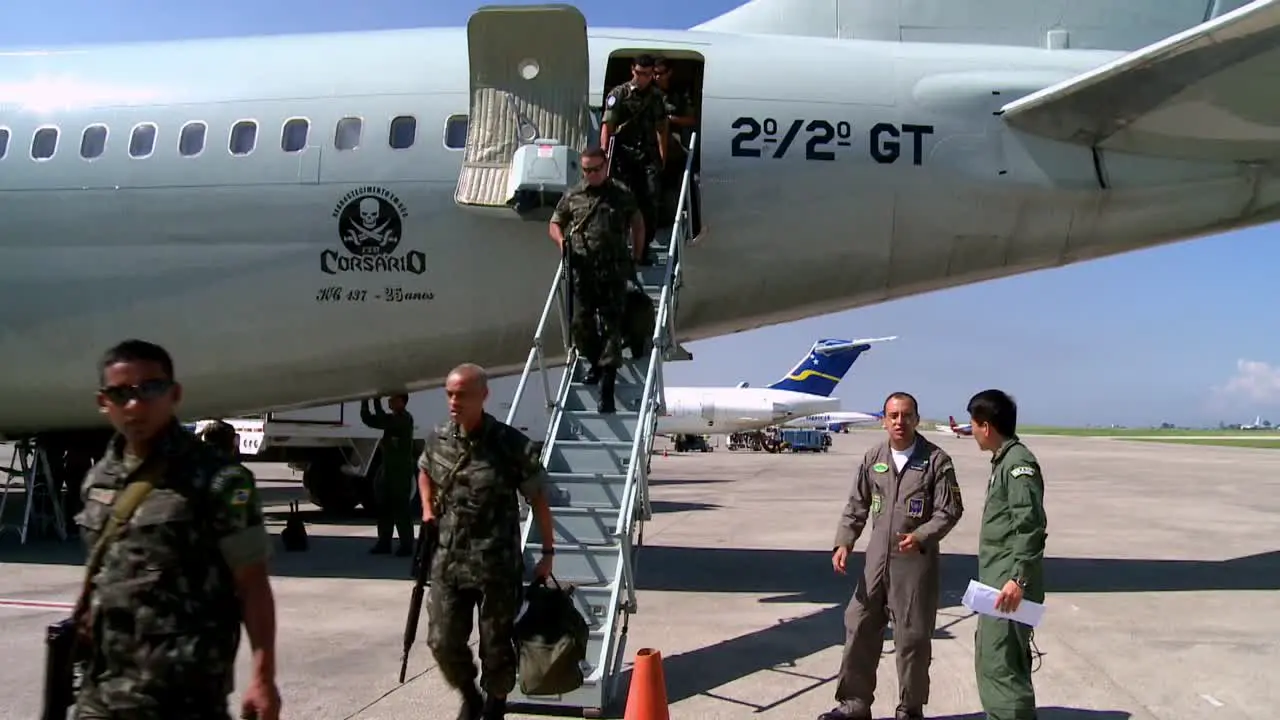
[601,49,705,239]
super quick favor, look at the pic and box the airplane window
[80,125,108,159]
[389,115,416,149]
[335,117,362,150]
[230,120,257,155]
[129,123,157,158]
[31,127,58,160]
[179,122,206,156]
[444,114,467,149]
[281,118,308,153]
[0,128,10,160]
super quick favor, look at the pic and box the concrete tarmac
[2,431,1278,719]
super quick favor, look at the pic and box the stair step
[563,384,646,413]
[556,410,642,443]
[522,542,623,588]
[544,471,628,508]
[529,506,623,546]
[546,439,637,475]
[568,357,652,386]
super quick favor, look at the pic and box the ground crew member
[549,147,645,414]
[418,363,556,720]
[967,388,1048,720]
[600,53,668,265]
[653,56,701,231]
[821,391,964,720]
[360,393,416,556]
[74,339,281,720]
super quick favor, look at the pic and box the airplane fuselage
[657,386,839,435]
[3,24,1278,436]
[785,411,881,430]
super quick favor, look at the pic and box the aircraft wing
[999,0,1280,163]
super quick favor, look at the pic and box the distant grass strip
[1124,437,1280,449]
[1019,425,1275,438]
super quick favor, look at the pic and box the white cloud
[1215,359,1280,405]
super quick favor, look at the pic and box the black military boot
[817,700,872,720]
[597,367,617,414]
[457,684,484,720]
[583,364,602,385]
[395,540,413,557]
[369,540,391,555]
[481,694,507,719]
[895,705,924,720]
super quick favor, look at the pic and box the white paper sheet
[961,579,1046,628]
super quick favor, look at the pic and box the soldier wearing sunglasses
[549,147,645,413]
[74,339,282,720]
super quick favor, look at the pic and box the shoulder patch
[872,462,889,473]
[1010,465,1036,478]
[230,488,251,506]
[605,94,617,108]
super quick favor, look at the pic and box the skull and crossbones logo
[340,195,401,255]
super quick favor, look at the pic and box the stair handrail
[613,132,698,539]
[504,254,570,429]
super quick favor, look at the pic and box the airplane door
[700,394,715,427]
[457,5,592,209]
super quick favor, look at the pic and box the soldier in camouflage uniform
[74,339,281,720]
[360,393,416,556]
[600,53,669,265]
[549,146,645,414]
[417,363,556,720]
[653,56,701,229]
[967,389,1048,720]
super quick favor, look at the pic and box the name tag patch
[907,497,925,518]
[87,487,116,504]
[907,460,928,471]
[1010,466,1036,478]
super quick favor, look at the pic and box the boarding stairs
[501,134,698,716]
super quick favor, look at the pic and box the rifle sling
[72,460,166,628]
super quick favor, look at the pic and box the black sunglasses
[100,378,173,406]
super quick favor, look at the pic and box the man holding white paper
[819,392,965,720]
[968,389,1048,720]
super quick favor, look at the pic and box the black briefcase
[43,617,78,720]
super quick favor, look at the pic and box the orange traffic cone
[623,648,670,720]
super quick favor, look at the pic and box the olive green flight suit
[360,398,415,551]
[831,436,964,714]
[976,436,1048,720]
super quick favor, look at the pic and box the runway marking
[1199,693,1225,707]
[0,597,74,611]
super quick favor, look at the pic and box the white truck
[195,373,552,515]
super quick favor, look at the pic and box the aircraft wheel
[302,450,360,515]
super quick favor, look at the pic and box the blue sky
[8,0,1280,427]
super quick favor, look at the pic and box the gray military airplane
[1,0,1278,454]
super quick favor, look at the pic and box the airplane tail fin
[949,415,958,429]
[766,336,896,397]
[694,0,1236,52]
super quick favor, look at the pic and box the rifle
[398,518,439,683]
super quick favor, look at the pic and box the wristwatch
[1012,577,1027,589]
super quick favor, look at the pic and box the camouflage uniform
[660,85,700,228]
[419,412,549,698]
[551,177,640,372]
[73,419,272,720]
[360,398,416,552]
[603,80,667,256]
